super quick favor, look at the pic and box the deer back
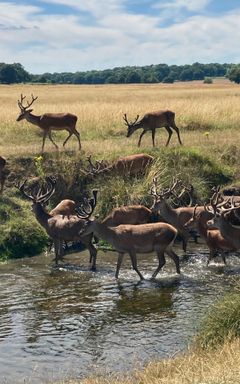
[50,199,76,216]
[113,153,153,175]
[102,205,152,227]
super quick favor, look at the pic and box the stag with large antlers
[17,94,81,152]
[150,178,204,252]
[16,177,97,268]
[184,204,236,265]
[123,110,183,147]
[77,195,180,280]
[206,190,240,250]
[82,153,153,177]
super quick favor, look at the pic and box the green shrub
[196,288,240,349]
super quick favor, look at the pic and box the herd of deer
[16,175,240,280]
[0,94,239,279]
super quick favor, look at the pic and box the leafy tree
[227,65,240,84]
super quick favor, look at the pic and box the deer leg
[165,248,181,274]
[88,243,97,271]
[151,129,156,147]
[151,251,166,278]
[115,252,124,278]
[138,130,147,147]
[48,131,59,150]
[207,247,216,265]
[171,123,183,145]
[63,131,73,147]
[164,126,173,146]
[220,251,227,265]
[73,129,81,150]
[42,131,47,153]
[53,239,60,265]
[129,251,144,280]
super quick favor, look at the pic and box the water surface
[0,243,239,383]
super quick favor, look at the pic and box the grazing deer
[82,153,153,177]
[150,178,204,252]
[16,94,81,152]
[0,156,7,194]
[77,194,180,280]
[16,177,97,268]
[184,205,236,265]
[206,192,240,250]
[123,110,183,147]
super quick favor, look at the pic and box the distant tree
[162,76,174,83]
[227,65,240,84]
[0,63,30,84]
[179,68,194,81]
[125,70,142,83]
[193,69,205,80]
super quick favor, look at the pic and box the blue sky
[0,0,240,73]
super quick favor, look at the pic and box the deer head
[16,176,56,213]
[123,113,140,137]
[16,94,38,121]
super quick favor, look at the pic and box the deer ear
[27,109,33,113]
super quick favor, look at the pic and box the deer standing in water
[16,178,97,268]
[77,193,180,280]
[150,178,204,252]
[16,94,81,152]
[184,204,236,265]
[206,191,240,250]
[123,110,183,147]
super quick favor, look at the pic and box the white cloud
[0,1,239,73]
[154,0,212,12]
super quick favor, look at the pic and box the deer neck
[220,214,240,241]
[159,200,178,223]
[33,203,51,229]
[25,113,41,127]
[195,216,208,238]
[92,221,116,243]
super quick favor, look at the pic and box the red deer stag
[16,177,97,269]
[184,204,236,265]
[150,178,204,252]
[77,195,180,280]
[206,192,240,250]
[123,110,183,147]
[83,153,153,177]
[16,94,81,152]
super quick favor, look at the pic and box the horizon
[1,0,240,74]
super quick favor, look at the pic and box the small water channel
[0,243,239,383]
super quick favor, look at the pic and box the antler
[18,94,38,111]
[123,113,140,126]
[76,190,98,219]
[16,176,56,203]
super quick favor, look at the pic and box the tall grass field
[1,79,240,158]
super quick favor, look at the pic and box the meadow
[1,79,240,158]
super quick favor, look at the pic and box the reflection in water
[0,244,239,383]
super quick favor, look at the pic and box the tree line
[1,62,240,84]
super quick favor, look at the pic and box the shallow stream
[0,243,239,383]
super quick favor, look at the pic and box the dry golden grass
[57,339,240,384]
[1,80,240,158]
